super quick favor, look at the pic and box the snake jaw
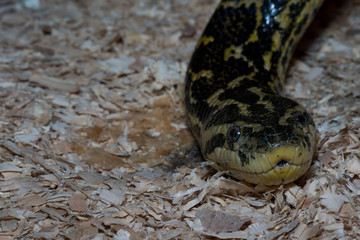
[207,129,316,186]
[260,144,313,185]
[248,143,313,185]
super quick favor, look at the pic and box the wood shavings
[346,156,360,174]
[284,184,305,206]
[78,171,107,185]
[0,163,22,173]
[99,57,135,75]
[195,208,250,233]
[305,67,324,82]
[29,73,80,93]
[13,124,41,145]
[320,193,349,213]
[17,194,46,208]
[98,189,125,206]
[68,193,88,212]
[0,0,359,239]
[293,223,321,239]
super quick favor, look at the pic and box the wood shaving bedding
[0,0,359,239]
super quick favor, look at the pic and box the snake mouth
[276,159,289,168]
[246,144,308,173]
[226,144,313,185]
[209,135,316,185]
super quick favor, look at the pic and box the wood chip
[195,208,250,233]
[30,73,80,93]
[0,1,359,238]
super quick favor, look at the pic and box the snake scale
[185,0,323,185]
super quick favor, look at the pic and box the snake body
[185,0,323,185]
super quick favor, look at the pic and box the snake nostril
[276,160,288,168]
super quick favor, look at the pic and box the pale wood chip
[99,57,135,75]
[195,208,250,233]
[17,194,46,208]
[0,163,22,172]
[98,189,125,206]
[78,171,107,185]
[40,207,68,222]
[320,193,349,213]
[292,223,321,239]
[30,73,79,93]
[68,193,88,212]
[30,227,60,239]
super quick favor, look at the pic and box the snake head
[202,95,317,186]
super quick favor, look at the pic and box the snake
[185,0,323,185]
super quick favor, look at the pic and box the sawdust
[0,0,359,239]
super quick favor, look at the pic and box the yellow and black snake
[185,0,323,185]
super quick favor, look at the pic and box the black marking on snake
[295,15,310,35]
[218,88,260,105]
[213,4,257,44]
[204,105,242,130]
[190,76,223,101]
[205,134,225,155]
[238,150,249,166]
[304,135,312,151]
[289,2,306,18]
[248,103,269,116]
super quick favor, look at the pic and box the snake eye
[293,111,306,124]
[227,125,241,144]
